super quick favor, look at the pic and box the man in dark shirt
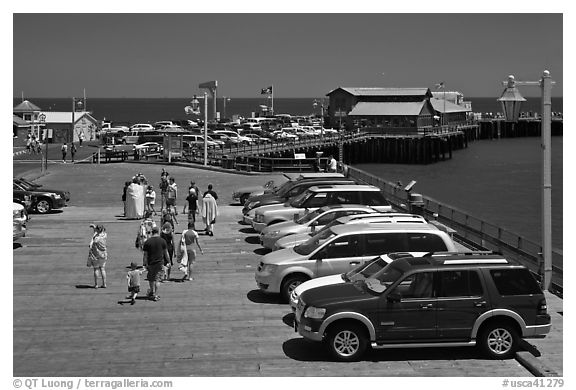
[142,226,169,301]
[203,183,218,200]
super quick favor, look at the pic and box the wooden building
[326,87,470,134]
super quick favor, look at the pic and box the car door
[376,270,438,341]
[312,234,362,277]
[435,269,489,340]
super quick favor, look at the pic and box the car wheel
[479,322,518,359]
[35,198,52,214]
[281,275,308,303]
[326,323,368,362]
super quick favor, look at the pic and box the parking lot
[13,162,562,377]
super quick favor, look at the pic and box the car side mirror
[387,292,401,303]
[293,213,300,222]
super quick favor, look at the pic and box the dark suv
[295,252,551,361]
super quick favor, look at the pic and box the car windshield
[275,181,296,196]
[289,190,313,208]
[15,180,33,191]
[364,263,407,293]
[296,207,328,224]
[293,228,336,256]
[306,219,343,238]
[343,256,389,282]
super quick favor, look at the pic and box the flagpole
[84,88,87,112]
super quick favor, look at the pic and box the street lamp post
[313,99,325,137]
[187,94,208,166]
[223,96,230,121]
[498,71,555,291]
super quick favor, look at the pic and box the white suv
[254,223,456,302]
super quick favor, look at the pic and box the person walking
[166,177,178,214]
[125,262,145,305]
[160,222,175,281]
[135,211,157,253]
[183,186,199,230]
[87,224,108,289]
[61,143,68,163]
[178,222,204,281]
[202,189,218,236]
[122,181,130,216]
[159,176,169,212]
[203,183,218,200]
[70,143,77,163]
[327,154,337,173]
[142,226,169,302]
[145,185,157,215]
[125,178,145,219]
[79,132,85,147]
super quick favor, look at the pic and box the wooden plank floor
[12,162,550,377]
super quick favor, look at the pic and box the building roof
[348,101,427,116]
[38,111,97,124]
[13,115,31,127]
[327,87,431,97]
[13,100,42,112]
[430,98,471,113]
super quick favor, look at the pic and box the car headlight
[260,263,278,275]
[255,214,263,223]
[53,194,62,199]
[304,306,326,319]
[268,230,281,237]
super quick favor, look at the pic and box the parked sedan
[243,133,271,144]
[133,142,163,152]
[13,180,69,214]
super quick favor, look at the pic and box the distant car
[243,133,271,144]
[133,142,163,153]
[153,121,173,129]
[13,180,69,214]
[214,130,253,145]
[270,130,298,142]
[130,123,155,131]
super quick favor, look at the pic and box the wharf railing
[347,166,563,296]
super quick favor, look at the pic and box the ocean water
[13,97,563,124]
[357,136,563,250]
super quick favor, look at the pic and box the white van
[254,223,456,302]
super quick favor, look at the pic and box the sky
[12,11,563,98]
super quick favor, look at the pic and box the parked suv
[251,185,392,232]
[255,223,455,302]
[242,175,354,223]
[295,252,551,361]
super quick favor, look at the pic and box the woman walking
[87,224,108,289]
[201,186,218,236]
[125,178,145,219]
[178,222,204,281]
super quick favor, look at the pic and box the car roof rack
[423,250,501,257]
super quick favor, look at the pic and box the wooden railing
[347,165,563,295]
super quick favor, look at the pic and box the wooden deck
[12,162,562,377]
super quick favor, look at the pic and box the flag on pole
[260,86,273,95]
[435,82,445,90]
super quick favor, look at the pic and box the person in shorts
[183,186,199,230]
[126,262,145,305]
[142,226,169,301]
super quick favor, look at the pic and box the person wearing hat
[87,224,108,289]
[142,226,169,301]
[126,262,145,305]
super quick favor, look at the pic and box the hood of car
[235,185,264,195]
[293,274,345,297]
[260,247,301,266]
[275,232,312,249]
[300,282,371,308]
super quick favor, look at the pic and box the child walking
[145,185,157,215]
[126,262,145,305]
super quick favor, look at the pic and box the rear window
[490,268,542,296]
[406,233,448,252]
[362,191,390,206]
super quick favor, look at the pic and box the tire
[479,322,519,359]
[326,322,368,362]
[280,275,308,303]
[35,198,52,214]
